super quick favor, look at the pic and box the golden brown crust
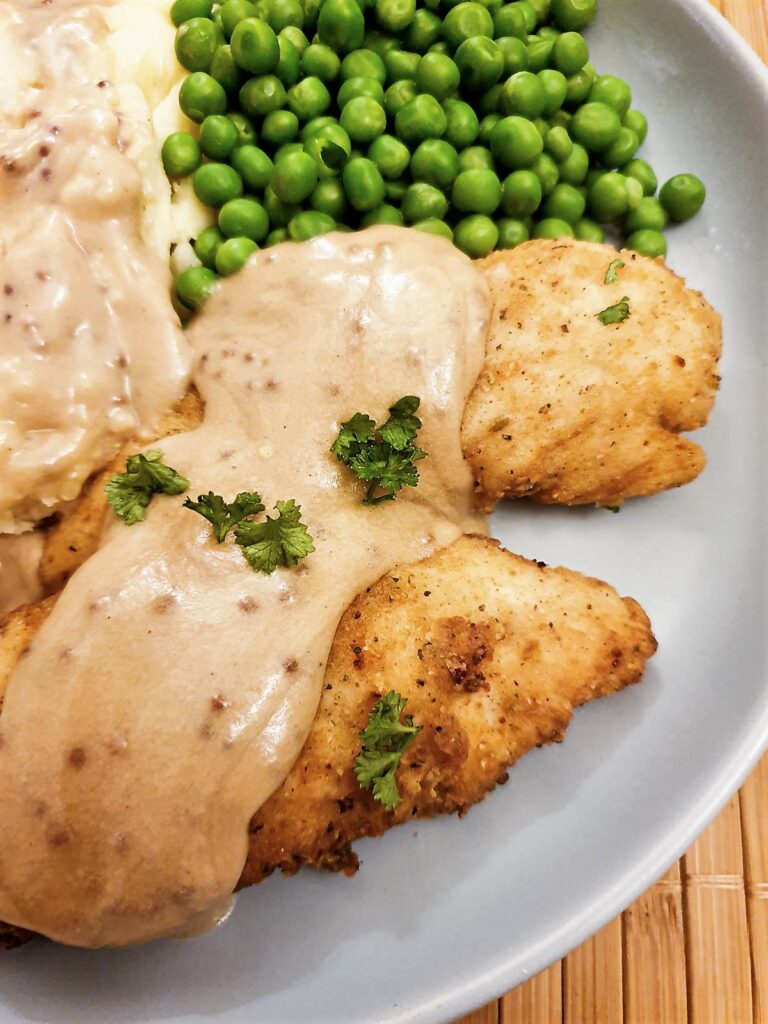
[462,239,723,510]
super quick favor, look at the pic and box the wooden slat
[739,755,768,1023]
[682,794,753,1024]
[714,0,768,62]
[563,915,623,1024]
[622,862,688,1024]
[500,962,562,1024]
[457,1002,500,1024]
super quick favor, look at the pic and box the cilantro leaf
[105,450,189,525]
[354,691,421,810]
[604,259,625,284]
[596,296,631,326]
[330,396,427,504]
[184,490,265,542]
[235,499,315,574]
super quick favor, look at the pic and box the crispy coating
[462,239,723,510]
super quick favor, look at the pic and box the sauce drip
[0,533,43,617]
[0,0,189,531]
[0,228,490,947]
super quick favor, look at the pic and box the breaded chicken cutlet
[463,239,722,509]
[0,535,656,947]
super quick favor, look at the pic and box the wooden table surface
[457,3,768,1022]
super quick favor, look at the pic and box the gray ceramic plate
[2,1,767,1021]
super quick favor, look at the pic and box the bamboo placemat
[456,4,768,1021]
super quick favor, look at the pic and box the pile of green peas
[162,0,707,309]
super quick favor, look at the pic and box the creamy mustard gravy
[0,228,490,947]
[0,0,189,532]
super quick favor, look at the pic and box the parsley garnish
[235,499,315,574]
[106,450,189,525]
[184,490,265,542]
[354,691,421,810]
[604,259,625,284]
[596,296,631,326]
[331,396,427,504]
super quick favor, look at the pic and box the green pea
[340,96,387,143]
[554,140,586,184]
[443,99,480,149]
[375,0,416,32]
[338,75,386,106]
[589,74,632,117]
[501,168,541,216]
[262,109,300,146]
[570,101,621,153]
[489,115,543,169]
[410,138,459,187]
[301,0,323,32]
[443,3,494,49]
[219,0,257,38]
[525,38,553,73]
[231,145,273,189]
[196,116,235,161]
[264,184,301,224]
[479,84,503,115]
[270,150,318,202]
[492,4,528,41]
[551,30,587,75]
[403,9,443,52]
[267,0,304,32]
[530,151,558,194]
[402,181,449,222]
[532,216,573,238]
[215,236,259,275]
[537,68,567,117]
[363,29,401,56]
[549,108,571,129]
[175,18,221,72]
[455,37,503,92]
[368,133,411,178]
[342,156,386,210]
[500,72,546,119]
[265,226,289,245]
[625,175,643,209]
[286,210,335,240]
[395,94,447,142]
[304,123,352,176]
[659,174,706,222]
[528,0,551,23]
[416,52,461,100]
[194,225,226,268]
[515,0,538,30]
[452,167,501,214]
[623,109,648,145]
[176,266,219,310]
[601,127,639,170]
[301,42,341,80]
[282,24,309,52]
[193,162,244,207]
[622,158,657,197]
[624,197,667,234]
[384,177,408,202]
[550,0,596,31]
[385,78,419,116]
[625,228,667,259]
[458,144,495,171]
[478,112,501,144]
[275,34,301,84]
[563,61,594,108]
[161,132,201,177]
[179,72,228,122]
[496,36,528,77]
[573,216,603,241]
[227,112,257,147]
[209,44,244,92]
[384,49,421,81]
[427,40,449,55]
[309,178,347,219]
[239,74,286,116]
[588,170,630,222]
[544,124,572,163]
[541,181,584,223]
[496,217,529,248]
[287,75,332,118]
[301,115,338,139]
[171,0,214,27]
[340,48,387,83]
[412,218,453,240]
[454,214,498,257]
[218,197,270,240]
[230,18,280,74]
[358,203,401,226]
[317,0,365,53]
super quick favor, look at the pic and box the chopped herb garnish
[235,499,314,574]
[596,296,631,326]
[604,505,621,513]
[354,691,421,810]
[106,450,189,525]
[184,490,265,542]
[604,259,625,284]
[331,396,427,504]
